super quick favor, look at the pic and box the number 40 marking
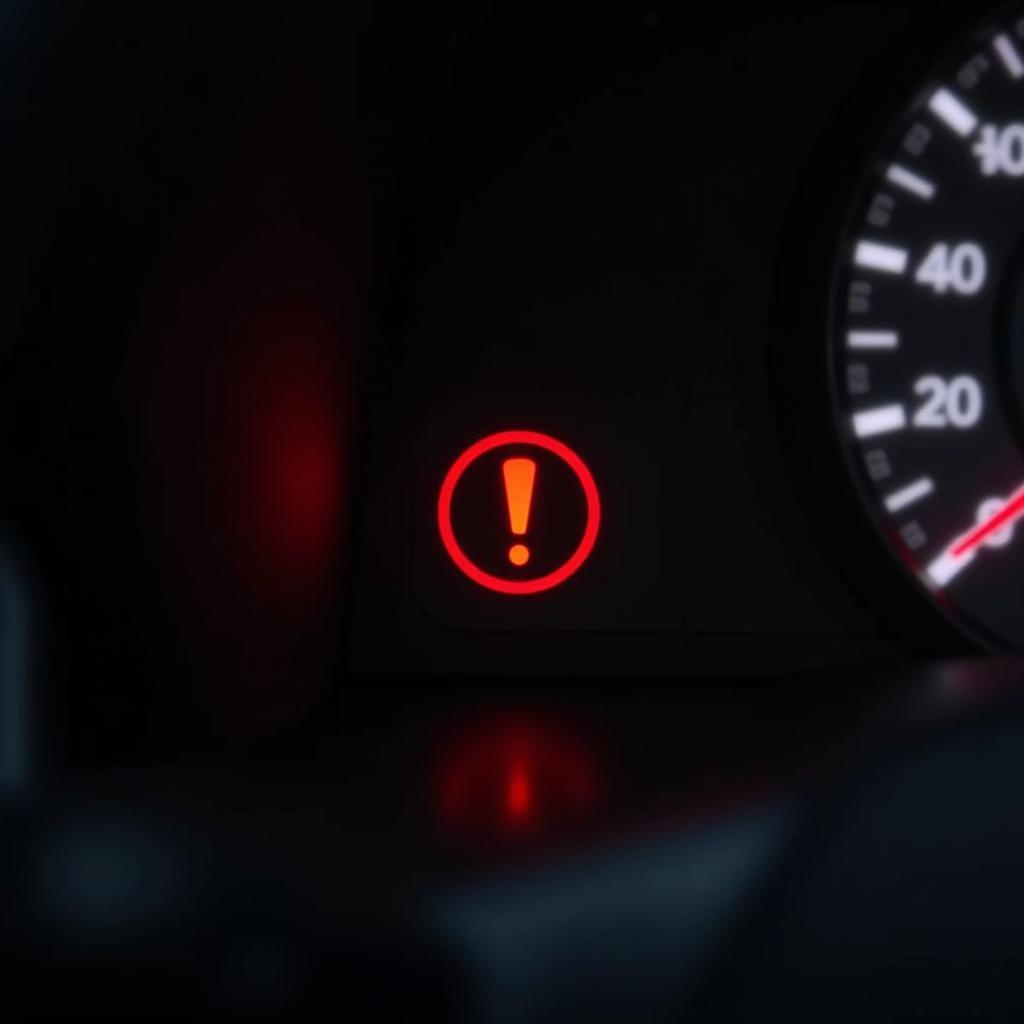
[914,243,987,295]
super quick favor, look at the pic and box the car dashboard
[4,3,1024,1020]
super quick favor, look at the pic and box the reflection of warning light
[439,716,598,836]
[506,761,532,820]
[437,430,601,595]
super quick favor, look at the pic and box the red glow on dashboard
[440,716,598,836]
[233,331,344,591]
[147,177,358,736]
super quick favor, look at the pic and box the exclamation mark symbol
[502,457,536,566]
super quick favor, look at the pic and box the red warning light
[437,430,601,595]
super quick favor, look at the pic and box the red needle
[951,481,1024,557]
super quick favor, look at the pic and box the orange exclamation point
[502,457,536,566]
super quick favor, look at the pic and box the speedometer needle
[926,481,1024,587]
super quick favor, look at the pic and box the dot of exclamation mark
[502,457,536,566]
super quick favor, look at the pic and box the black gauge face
[831,9,1024,649]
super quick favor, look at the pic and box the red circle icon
[437,430,601,595]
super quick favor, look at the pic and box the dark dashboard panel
[351,3,978,676]
[1,3,1003,763]
[0,1,1014,717]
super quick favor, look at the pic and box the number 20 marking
[912,375,983,428]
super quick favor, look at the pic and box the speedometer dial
[831,9,1024,648]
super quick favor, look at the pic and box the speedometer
[831,8,1024,649]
